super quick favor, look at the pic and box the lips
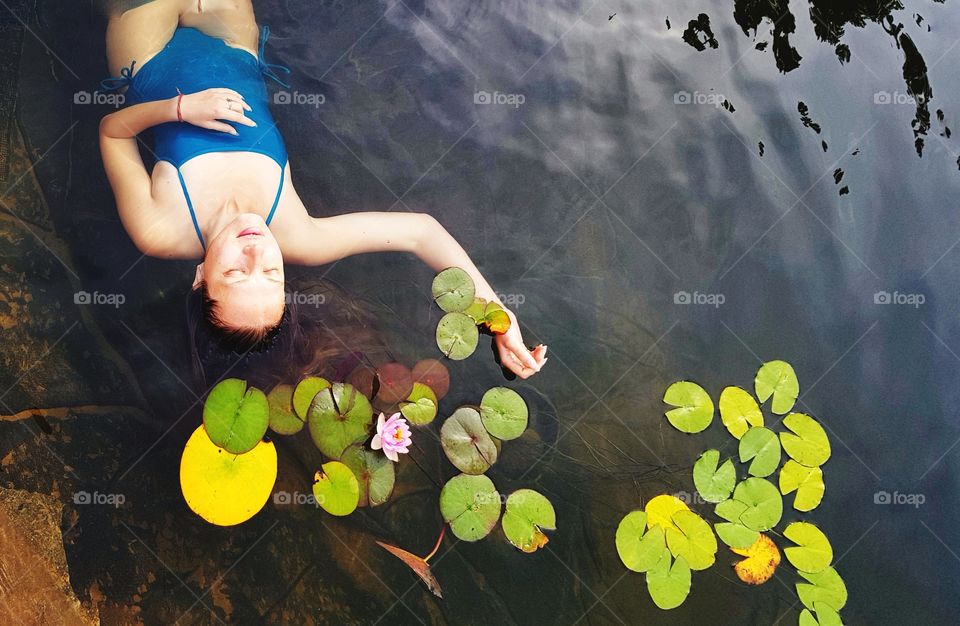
[237,227,263,238]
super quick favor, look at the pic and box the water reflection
[729,0,938,155]
[2,0,960,623]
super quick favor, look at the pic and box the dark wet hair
[193,281,285,353]
[186,280,386,394]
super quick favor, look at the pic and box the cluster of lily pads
[433,267,511,360]
[438,389,556,553]
[178,359,448,526]
[615,360,846,625]
[178,267,556,596]
[431,269,556,553]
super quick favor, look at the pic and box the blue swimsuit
[100,26,291,249]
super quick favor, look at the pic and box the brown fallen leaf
[376,527,446,598]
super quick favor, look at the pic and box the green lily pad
[440,407,498,474]
[616,511,668,573]
[779,460,825,512]
[340,444,395,507]
[739,427,782,477]
[400,382,438,425]
[799,602,843,626]
[267,384,305,435]
[479,387,529,440]
[312,461,360,517]
[662,381,714,433]
[665,510,717,570]
[501,489,556,553]
[715,522,759,549]
[780,413,831,467]
[732,478,783,532]
[436,312,480,360]
[799,609,817,626]
[293,376,331,420]
[439,473,501,541]
[719,386,763,439]
[432,267,476,312]
[692,449,736,503]
[646,554,691,610]
[783,522,833,573]
[463,297,488,324]
[754,360,799,414]
[797,566,847,612]
[715,497,748,522]
[202,378,269,454]
[307,383,374,459]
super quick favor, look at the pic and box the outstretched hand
[179,87,255,135]
[494,307,548,379]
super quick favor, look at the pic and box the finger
[217,90,252,111]
[219,108,257,127]
[217,88,246,101]
[203,121,238,135]
[509,341,541,371]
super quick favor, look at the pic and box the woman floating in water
[98,0,547,378]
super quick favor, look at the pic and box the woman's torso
[104,23,297,255]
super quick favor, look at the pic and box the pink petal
[385,448,398,462]
[371,434,382,450]
[376,412,386,434]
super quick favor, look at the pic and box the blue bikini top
[100,26,291,249]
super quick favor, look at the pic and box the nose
[243,242,265,262]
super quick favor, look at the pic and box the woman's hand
[178,88,255,135]
[495,307,548,379]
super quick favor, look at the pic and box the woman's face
[194,213,285,329]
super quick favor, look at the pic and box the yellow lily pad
[731,533,780,585]
[779,460,825,512]
[645,494,690,533]
[179,424,277,527]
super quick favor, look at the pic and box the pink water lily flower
[371,412,412,462]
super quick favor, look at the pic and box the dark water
[3,0,960,624]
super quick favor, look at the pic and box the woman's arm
[99,88,257,256]
[278,211,548,377]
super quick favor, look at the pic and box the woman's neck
[202,197,249,240]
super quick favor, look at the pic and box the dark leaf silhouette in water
[377,527,446,598]
[682,13,719,51]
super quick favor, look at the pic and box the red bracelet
[176,87,184,123]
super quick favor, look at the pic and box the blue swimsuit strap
[177,160,287,251]
[100,26,291,91]
[99,60,136,93]
[258,26,292,88]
